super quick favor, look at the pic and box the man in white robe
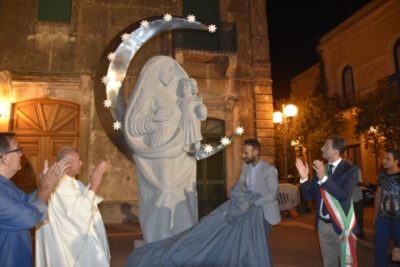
[36,147,110,267]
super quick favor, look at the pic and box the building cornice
[319,0,400,51]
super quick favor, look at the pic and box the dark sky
[266,0,371,101]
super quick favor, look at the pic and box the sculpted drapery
[124,56,200,243]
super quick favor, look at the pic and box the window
[394,39,400,73]
[196,118,227,217]
[38,0,71,22]
[342,65,355,103]
[178,0,227,52]
[183,0,219,24]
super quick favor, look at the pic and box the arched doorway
[197,118,227,217]
[11,98,79,192]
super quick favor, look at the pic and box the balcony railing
[173,22,237,53]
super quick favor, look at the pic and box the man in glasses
[0,132,69,266]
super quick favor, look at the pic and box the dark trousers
[375,216,400,267]
[353,200,364,237]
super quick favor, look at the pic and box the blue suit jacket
[300,160,359,235]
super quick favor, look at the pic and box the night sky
[267,0,371,101]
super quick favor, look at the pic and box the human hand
[37,159,69,202]
[295,158,309,180]
[40,159,69,189]
[312,160,325,179]
[39,160,49,181]
[89,161,107,192]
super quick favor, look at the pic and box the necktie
[327,164,334,178]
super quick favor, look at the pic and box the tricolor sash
[320,188,358,267]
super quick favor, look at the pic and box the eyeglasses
[0,147,23,158]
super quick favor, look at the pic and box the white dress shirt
[246,161,260,192]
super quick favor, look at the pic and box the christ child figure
[177,78,207,151]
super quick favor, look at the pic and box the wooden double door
[11,99,79,192]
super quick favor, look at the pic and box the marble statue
[177,78,207,152]
[124,56,205,243]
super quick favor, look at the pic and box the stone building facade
[290,0,400,183]
[0,0,275,222]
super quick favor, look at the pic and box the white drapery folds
[35,175,110,267]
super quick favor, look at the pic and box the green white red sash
[320,188,358,267]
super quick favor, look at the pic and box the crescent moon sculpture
[94,15,233,161]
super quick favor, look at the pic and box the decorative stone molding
[357,57,389,90]
[0,70,12,98]
[27,22,76,42]
[204,96,239,128]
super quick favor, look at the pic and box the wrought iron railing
[173,22,237,53]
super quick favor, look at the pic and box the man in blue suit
[295,135,359,267]
[0,133,68,266]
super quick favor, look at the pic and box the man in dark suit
[295,135,359,267]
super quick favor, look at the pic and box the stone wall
[0,0,275,221]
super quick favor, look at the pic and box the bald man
[36,147,110,267]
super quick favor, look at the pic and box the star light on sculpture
[220,137,231,146]
[235,126,245,136]
[107,52,116,61]
[121,33,130,41]
[163,13,172,22]
[107,80,122,90]
[187,14,196,22]
[113,121,122,131]
[208,24,217,33]
[101,76,109,85]
[97,16,223,161]
[103,99,112,108]
[140,20,149,28]
[204,144,213,154]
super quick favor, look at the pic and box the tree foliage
[275,93,345,176]
[289,94,345,161]
[354,81,400,155]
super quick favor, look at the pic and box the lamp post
[273,104,298,181]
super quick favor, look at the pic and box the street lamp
[273,104,298,181]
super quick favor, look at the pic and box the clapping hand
[312,160,325,179]
[88,161,107,192]
[295,158,309,180]
[39,159,69,189]
[37,159,70,202]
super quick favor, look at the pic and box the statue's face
[160,66,174,86]
[183,81,191,95]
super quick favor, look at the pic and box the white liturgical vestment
[35,175,110,267]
